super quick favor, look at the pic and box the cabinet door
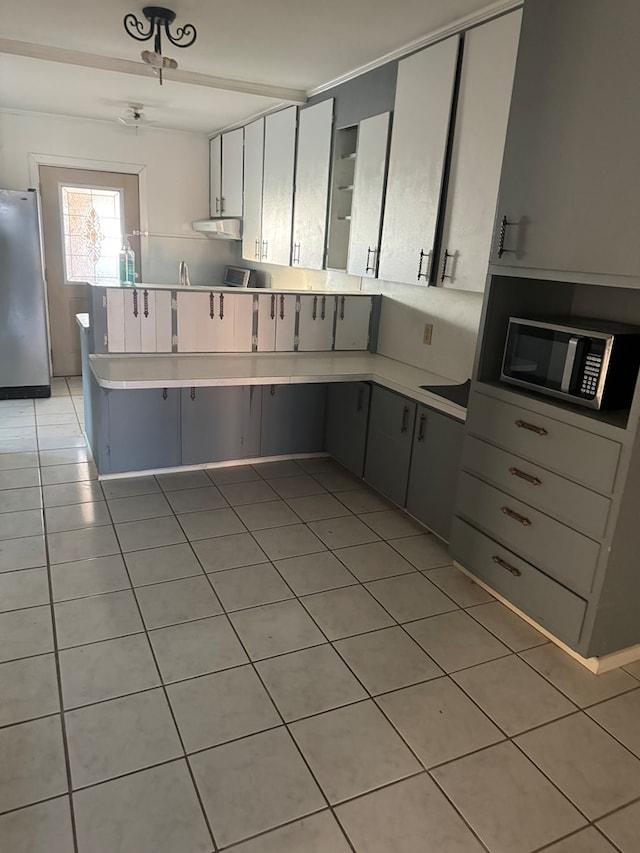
[242,118,264,263]
[274,294,297,352]
[256,292,277,351]
[325,382,370,477]
[406,407,464,541]
[347,113,390,278]
[334,296,371,350]
[123,289,142,352]
[437,11,521,292]
[297,294,334,352]
[221,128,244,217]
[177,291,218,352]
[106,288,125,353]
[364,385,416,505]
[492,0,640,279]
[261,384,327,456]
[182,386,261,465]
[262,106,297,266]
[209,135,222,218]
[378,37,459,285]
[107,388,181,474]
[292,99,334,270]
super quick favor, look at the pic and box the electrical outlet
[423,323,433,345]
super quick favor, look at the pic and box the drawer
[456,472,600,596]
[462,435,611,538]
[466,392,621,493]
[450,517,587,647]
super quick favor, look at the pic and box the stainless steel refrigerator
[0,189,51,398]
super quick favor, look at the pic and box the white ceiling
[0,0,514,135]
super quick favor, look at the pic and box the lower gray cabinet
[105,387,181,474]
[406,406,464,541]
[324,382,371,476]
[181,386,261,465]
[261,384,327,456]
[364,385,416,506]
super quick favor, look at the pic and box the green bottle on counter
[118,240,136,286]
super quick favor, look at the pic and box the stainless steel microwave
[501,316,640,410]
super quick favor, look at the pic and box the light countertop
[88,352,467,421]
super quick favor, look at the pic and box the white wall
[0,110,236,285]
[363,279,483,382]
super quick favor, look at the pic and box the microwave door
[504,324,573,390]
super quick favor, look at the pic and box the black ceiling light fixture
[123,6,197,85]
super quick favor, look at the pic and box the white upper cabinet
[347,113,390,278]
[242,118,265,263]
[491,0,640,280]
[221,128,244,217]
[262,106,297,266]
[209,136,222,218]
[378,36,459,285]
[292,99,334,270]
[437,11,522,292]
[209,129,244,218]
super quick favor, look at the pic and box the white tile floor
[0,377,639,852]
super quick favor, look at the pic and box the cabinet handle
[270,294,275,320]
[321,295,326,321]
[501,505,532,527]
[292,242,301,264]
[357,387,364,411]
[515,419,548,437]
[440,250,454,283]
[280,295,285,320]
[417,249,431,281]
[143,289,149,318]
[190,387,196,401]
[497,215,516,259]
[340,295,345,320]
[492,554,522,577]
[162,388,168,400]
[132,290,139,318]
[270,384,276,396]
[220,196,225,214]
[509,467,542,486]
[400,405,410,433]
[365,247,377,274]
[215,197,220,215]
[209,292,215,319]
[262,240,268,260]
[312,295,318,320]
[417,413,426,442]
[255,239,261,260]
[219,292,224,320]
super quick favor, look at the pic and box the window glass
[60,186,123,284]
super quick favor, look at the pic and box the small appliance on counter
[501,315,640,410]
[222,266,269,288]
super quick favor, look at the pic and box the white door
[292,99,334,270]
[177,291,218,352]
[256,292,277,350]
[221,128,244,217]
[39,166,140,375]
[334,296,372,350]
[347,113,390,277]
[216,293,253,352]
[262,107,297,265]
[297,294,334,351]
[140,290,172,352]
[209,136,222,217]
[242,118,264,263]
[106,289,125,353]
[274,294,297,351]
[437,11,522,291]
[378,37,459,285]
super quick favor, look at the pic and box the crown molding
[0,38,307,104]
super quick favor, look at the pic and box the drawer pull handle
[270,294,276,320]
[509,467,541,486]
[312,295,318,320]
[162,388,168,400]
[340,295,345,320]
[501,506,532,526]
[132,290,139,318]
[209,292,215,319]
[321,295,326,321]
[143,289,149,318]
[515,419,548,437]
[401,405,410,433]
[417,413,426,442]
[492,555,522,577]
[219,292,224,320]
[190,387,196,401]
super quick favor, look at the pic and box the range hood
[192,219,242,240]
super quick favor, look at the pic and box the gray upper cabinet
[261,384,327,456]
[378,36,459,286]
[325,382,371,477]
[364,385,416,505]
[262,106,297,266]
[437,11,521,292]
[181,386,261,465]
[292,99,334,270]
[406,406,464,541]
[491,0,640,281]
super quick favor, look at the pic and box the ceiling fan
[117,103,154,128]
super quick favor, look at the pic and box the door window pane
[60,186,123,284]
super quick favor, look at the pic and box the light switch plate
[423,323,433,345]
